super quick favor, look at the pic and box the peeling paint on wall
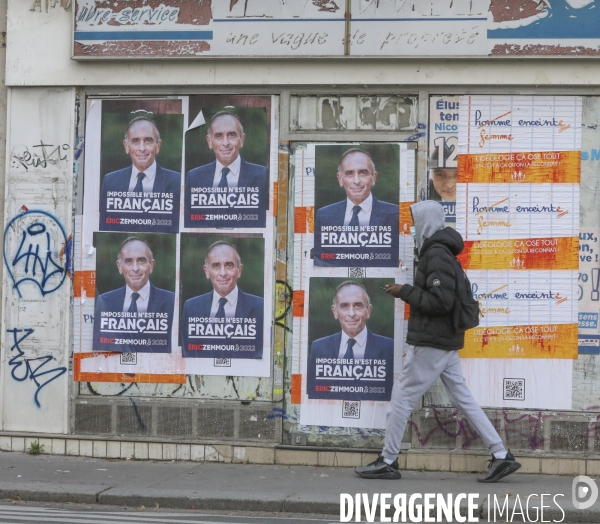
[31,0,71,12]
[489,0,548,23]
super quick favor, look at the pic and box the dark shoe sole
[355,470,402,480]
[478,461,521,483]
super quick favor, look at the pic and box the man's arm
[397,246,456,315]
[163,168,182,193]
[92,294,107,350]
[161,289,175,315]
[252,164,268,184]
[309,338,325,359]
[314,207,321,232]
[180,300,190,349]
[98,176,109,225]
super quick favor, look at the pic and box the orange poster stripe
[459,237,578,270]
[458,150,580,184]
[400,201,414,235]
[292,290,306,317]
[404,303,410,321]
[291,374,302,404]
[73,270,96,298]
[307,206,315,234]
[461,323,578,359]
[294,207,308,234]
[73,353,185,383]
[294,206,315,234]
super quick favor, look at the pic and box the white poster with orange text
[457,95,581,408]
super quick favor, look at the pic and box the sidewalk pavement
[0,450,597,522]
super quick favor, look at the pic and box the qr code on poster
[503,378,525,400]
[349,268,366,278]
[120,352,137,365]
[342,400,361,419]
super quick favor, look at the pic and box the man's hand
[385,284,403,298]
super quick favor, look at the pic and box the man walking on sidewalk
[354,200,521,483]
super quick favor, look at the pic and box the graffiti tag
[4,210,68,298]
[7,328,67,408]
[12,142,69,171]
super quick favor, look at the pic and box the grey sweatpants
[382,345,505,463]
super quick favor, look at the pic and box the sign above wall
[73,0,600,60]
[72,0,345,59]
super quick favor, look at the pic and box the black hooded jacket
[399,225,465,351]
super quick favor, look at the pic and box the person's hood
[410,201,445,251]
[410,200,464,256]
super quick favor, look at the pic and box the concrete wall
[2,0,600,453]
[0,0,7,381]
[1,87,74,433]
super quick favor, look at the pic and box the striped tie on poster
[457,96,581,362]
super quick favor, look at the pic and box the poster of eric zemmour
[98,109,183,234]
[313,144,399,267]
[184,105,269,229]
[92,233,176,354]
[179,234,265,360]
[306,278,395,401]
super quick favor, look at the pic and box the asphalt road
[0,503,339,524]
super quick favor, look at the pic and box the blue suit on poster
[313,197,399,267]
[184,158,268,228]
[92,283,175,354]
[306,329,394,401]
[99,164,181,233]
[181,289,264,359]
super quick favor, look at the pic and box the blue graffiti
[4,210,68,298]
[406,131,426,142]
[7,328,67,408]
[74,138,85,161]
[267,407,288,420]
[129,398,147,431]
[62,234,73,278]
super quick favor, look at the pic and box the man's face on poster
[432,168,457,201]
[336,151,378,206]
[206,115,246,167]
[117,240,155,293]
[332,285,372,339]
[123,120,162,173]
[204,244,243,297]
